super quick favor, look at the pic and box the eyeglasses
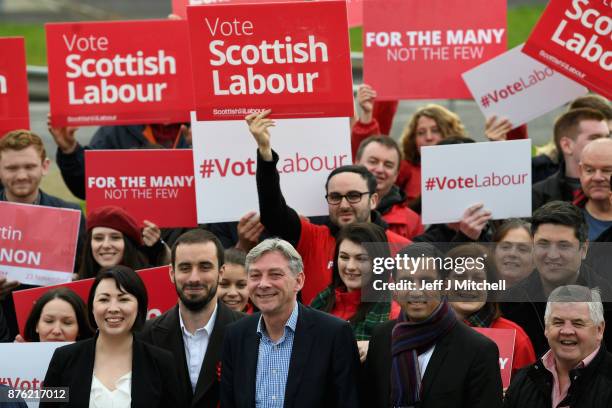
[325,191,370,205]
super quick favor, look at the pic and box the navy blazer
[221,303,361,408]
[40,336,183,408]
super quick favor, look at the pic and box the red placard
[522,0,611,99]
[187,0,353,120]
[474,328,516,389]
[85,149,197,228]
[0,37,30,136]
[46,20,195,127]
[0,202,81,286]
[12,266,178,336]
[174,0,362,27]
[363,0,507,100]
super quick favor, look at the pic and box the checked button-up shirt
[255,302,299,408]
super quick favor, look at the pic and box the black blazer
[139,301,244,408]
[363,320,503,408]
[221,303,361,408]
[40,336,182,408]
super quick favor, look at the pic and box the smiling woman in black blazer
[40,266,182,408]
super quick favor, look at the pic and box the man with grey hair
[504,285,612,407]
[220,238,360,407]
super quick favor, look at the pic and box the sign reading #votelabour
[523,0,611,99]
[463,44,588,128]
[420,139,532,225]
[0,202,81,286]
[0,37,29,136]
[186,0,354,120]
[46,20,195,127]
[363,0,506,100]
[85,149,197,228]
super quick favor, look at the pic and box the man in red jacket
[247,110,410,304]
[355,135,424,239]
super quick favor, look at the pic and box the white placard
[191,113,352,223]
[462,44,587,128]
[0,342,69,408]
[421,139,532,224]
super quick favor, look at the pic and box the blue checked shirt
[255,302,299,408]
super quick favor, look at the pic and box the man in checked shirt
[220,238,360,408]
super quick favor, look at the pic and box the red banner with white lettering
[46,20,195,127]
[0,37,30,136]
[12,266,178,336]
[474,328,516,389]
[187,0,353,120]
[85,149,197,228]
[174,0,362,27]
[363,0,507,99]
[522,0,611,99]
[0,202,80,286]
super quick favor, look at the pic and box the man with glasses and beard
[140,229,244,407]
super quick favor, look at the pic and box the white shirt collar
[178,301,218,336]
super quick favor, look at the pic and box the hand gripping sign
[523,0,611,99]
[186,0,354,120]
[0,37,29,136]
[46,20,195,127]
[85,149,197,228]
[0,202,81,286]
[363,0,507,100]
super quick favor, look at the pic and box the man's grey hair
[245,238,304,276]
[544,285,604,326]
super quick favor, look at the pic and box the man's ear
[370,192,379,210]
[580,240,589,260]
[41,158,51,176]
[559,136,574,156]
[169,265,176,284]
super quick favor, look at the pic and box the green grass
[507,5,546,49]
[0,23,46,65]
[0,5,546,64]
[350,5,546,52]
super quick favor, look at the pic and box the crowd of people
[0,72,611,407]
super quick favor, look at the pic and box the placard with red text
[421,139,532,224]
[0,342,68,406]
[12,266,177,335]
[463,44,588,128]
[187,0,353,120]
[522,0,611,99]
[0,202,80,286]
[46,20,195,127]
[191,113,352,223]
[363,0,507,99]
[474,328,516,389]
[0,37,29,136]
[85,149,197,228]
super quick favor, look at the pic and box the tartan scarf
[310,286,391,341]
[464,302,496,328]
[390,299,457,407]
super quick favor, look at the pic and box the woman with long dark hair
[311,222,399,361]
